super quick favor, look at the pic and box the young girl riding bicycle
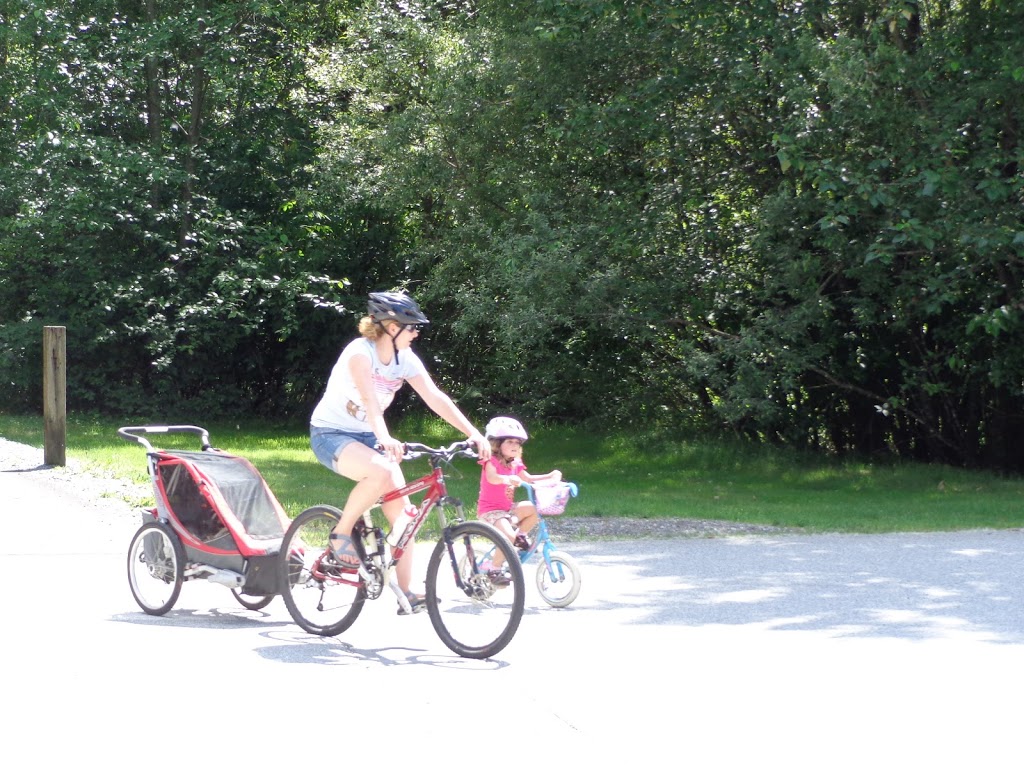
[476,416,561,583]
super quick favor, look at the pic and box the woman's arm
[407,372,491,460]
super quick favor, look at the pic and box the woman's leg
[380,497,417,594]
[329,442,404,567]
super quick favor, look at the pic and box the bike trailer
[123,426,291,595]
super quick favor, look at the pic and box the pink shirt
[477,456,527,515]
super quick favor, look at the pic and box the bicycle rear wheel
[426,521,525,659]
[279,504,366,636]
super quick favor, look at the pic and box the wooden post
[43,326,67,467]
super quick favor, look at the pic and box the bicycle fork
[525,521,568,583]
[443,525,492,598]
[442,526,469,589]
[539,541,571,583]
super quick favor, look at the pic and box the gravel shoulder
[544,515,788,539]
[0,436,787,539]
[0,437,146,524]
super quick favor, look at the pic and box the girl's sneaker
[486,569,512,586]
[478,560,511,586]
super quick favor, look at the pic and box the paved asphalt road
[3,452,1024,766]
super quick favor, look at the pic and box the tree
[4,0,1024,471]
[0,0,369,417]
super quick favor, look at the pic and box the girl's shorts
[310,426,379,471]
[479,508,520,528]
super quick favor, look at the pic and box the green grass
[3,412,1024,533]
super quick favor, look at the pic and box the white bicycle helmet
[485,416,528,442]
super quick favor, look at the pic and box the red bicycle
[278,440,526,659]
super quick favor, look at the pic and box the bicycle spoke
[127,522,184,616]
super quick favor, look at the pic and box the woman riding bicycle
[309,291,491,614]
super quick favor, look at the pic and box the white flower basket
[529,481,578,516]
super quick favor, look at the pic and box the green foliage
[321,0,1024,469]
[737,1,1024,467]
[3,0,1024,472]
[0,0,371,417]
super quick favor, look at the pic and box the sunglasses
[401,323,423,333]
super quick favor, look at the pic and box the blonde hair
[358,315,399,340]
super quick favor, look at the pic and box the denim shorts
[310,426,380,471]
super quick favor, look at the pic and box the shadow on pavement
[565,531,1024,643]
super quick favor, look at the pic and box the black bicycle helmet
[367,291,430,326]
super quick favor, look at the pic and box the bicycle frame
[377,462,448,560]
[519,515,556,565]
[357,443,474,611]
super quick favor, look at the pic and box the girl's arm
[486,461,521,487]
[519,468,562,484]
[406,371,490,460]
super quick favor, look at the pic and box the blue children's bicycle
[521,482,582,607]
[471,481,582,608]
[468,481,581,606]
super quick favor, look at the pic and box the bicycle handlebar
[400,440,478,462]
[521,480,579,496]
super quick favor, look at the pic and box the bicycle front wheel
[426,521,525,659]
[536,550,582,607]
[279,504,366,636]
